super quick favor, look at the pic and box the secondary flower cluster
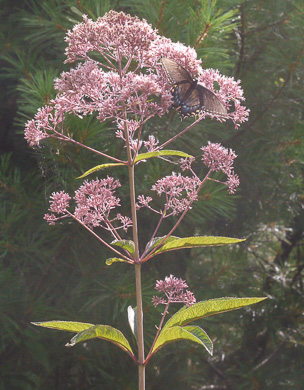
[136,142,239,216]
[24,10,249,150]
[201,142,240,194]
[136,172,200,216]
[152,275,196,307]
[44,177,132,234]
[24,106,64,147]
[153,173,200,214]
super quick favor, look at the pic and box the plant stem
[156,116,203,150]
[135,263,145,389]
[128,163,145,389]
[146,301,170,362]
[66,211,132,261]
[53,132,125,163]
[125,114,145,389]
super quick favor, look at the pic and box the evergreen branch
[230,44,304,142]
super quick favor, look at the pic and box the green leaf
[151,325,213,355]
[163,297,267,331]
[77,163,125,179]
[111,240,135,256]
[134,150,193,163]
[105,257,131,266]
[153,236,246,255]
[66,324,134,356]
[31,320,94,333]
[145,235,180,253]
[183,325,213,354]
[127,306,138,341]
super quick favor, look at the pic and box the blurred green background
[1,0,303,389]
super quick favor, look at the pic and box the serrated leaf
[154,236,246,255]
[111,240,135,256]
[163,297,267,331]
[127,306,138,341]
[31,320,94,332]
[151,325,213,355]
[66,324,134,356]
[134,150,193,163]
[106,257,131,266]
[145,235,180,253]
[77,163,125,179]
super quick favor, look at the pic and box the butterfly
[161,57,227,119]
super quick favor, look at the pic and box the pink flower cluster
[143,135,159,152]
[64,12,158,66]
[197,69,249,127]
[201,142,240,194]
[152,173,200,215]
[44,177,132,233]
[48,191,71,213]
[152,274,196,307]
[24,106,64,147]
[136,173,200,216]
[115,119,142,153]
[136,142,239,218]
[54,62,169,123]
[25,10,249,149]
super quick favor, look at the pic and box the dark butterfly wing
[171,83,201,117]
[161,57,227,119]
[196,84,227,117]
[161,57,193,84]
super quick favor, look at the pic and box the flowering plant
[25,11,265,390]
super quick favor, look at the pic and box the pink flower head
[44,191,71,225]
[146,38,202,73]
[180,157,195,171]
[54,63,169,123]
[202,142,236,174]
[202,142,240,194]
[116,213,133,232]
[44,177,131,233]
[143,135,159,152]
[116,119,140,139]
[151,173,200,215]
[136,195,153,210]
[49,191,71,213]
[152,274,196,307]
[74,177,121,227]
[226,172,240,194]
[116,119,143,152]
[25,10,249,150]
[24,106,64,147]
[65,12,158,65]
[44,213,58,226]
[197,69,249,127]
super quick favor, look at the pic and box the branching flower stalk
[23,11,263,390]
[139,168,212,263]
[146,275,196,362]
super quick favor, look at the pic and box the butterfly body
[161,58,227,119]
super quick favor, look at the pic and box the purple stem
[66,211,133,262]
[145,300,171,363]
[156,116,204,151]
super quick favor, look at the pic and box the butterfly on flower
[161,58,227,119]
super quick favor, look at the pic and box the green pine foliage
[1,0,303,389]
